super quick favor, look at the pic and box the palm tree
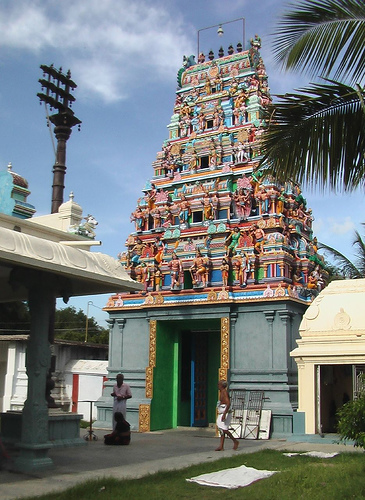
[319,224,365,278]
[261,0,365,192]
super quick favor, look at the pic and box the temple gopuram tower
[95,36,325,437]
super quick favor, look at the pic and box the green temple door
[191,333,208,426]
[151,322,220,431]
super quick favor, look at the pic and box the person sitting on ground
[104,412,131,446]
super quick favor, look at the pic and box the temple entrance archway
[150,319,221,430]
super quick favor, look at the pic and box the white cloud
[327,216,355,235]
[314,216,355,243]
[312,217,323,234]
[0,3,51,50]
[0,0,193,103]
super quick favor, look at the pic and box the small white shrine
[291,279,365,435]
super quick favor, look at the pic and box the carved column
[139,320,156,432]
[15,283,55,470]
[108,318,126,372]
[219,317,230,381]
[106,318,115,369]
[230,312,238,369]
[139,403,151,433]
[116,318,126,368]
[279,263,285,278]
[264,310,276,369]
[9,268,70,471]
[279,311,295,356]
[146,320,157,399]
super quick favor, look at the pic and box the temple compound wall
[95,36,326,436]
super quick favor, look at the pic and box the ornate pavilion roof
[0,223,142,302]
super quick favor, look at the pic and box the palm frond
[273,0,365,85]
[260,80,365,191]
[352,230,365,276]
[318,240,363,278]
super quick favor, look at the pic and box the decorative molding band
[145,366,154,399]
[149,320,157,367]
[115,318,126,332]
[0,226,140,298]
[263,310,276,323]
[220,317,230,381]
[278,311,295,324]
[219,367,228,381]
[139,404,150,432]
[145,320,157,401]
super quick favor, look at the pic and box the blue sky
[0,0,363,326]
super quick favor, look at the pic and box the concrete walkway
[0,428,362,500]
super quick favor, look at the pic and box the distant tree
[0,303,108,344]
[321,259,346,283]
[319,225,365,278]
[54,306,109,344]
[0,301,30,333]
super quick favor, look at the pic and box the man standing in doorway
[111,373,132,430]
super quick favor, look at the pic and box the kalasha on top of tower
[110,36,326,310]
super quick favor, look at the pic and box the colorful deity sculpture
[190,249,209,287]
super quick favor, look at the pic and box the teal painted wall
[99,300,307,435]
[0,171,15,215]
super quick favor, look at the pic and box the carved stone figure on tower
[168,252,183,290]
[131,207,145,232]
[201,193,214,221]
[220,257,230,287]
[130,237,146,267]
[232,251,249,287]
[190,249,209,288]
[225,227,242,254]
[178,194,190,226]
[251,224,265,254]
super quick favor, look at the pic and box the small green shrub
[79,419,93,429]
[336,394,365,449]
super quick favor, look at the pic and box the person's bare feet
[215,447,223,451]
[233,440,239,450]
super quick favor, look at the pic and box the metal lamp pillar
[51,124,72,214]
[37,65,81,214]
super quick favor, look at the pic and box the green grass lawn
[23,449,365,500]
